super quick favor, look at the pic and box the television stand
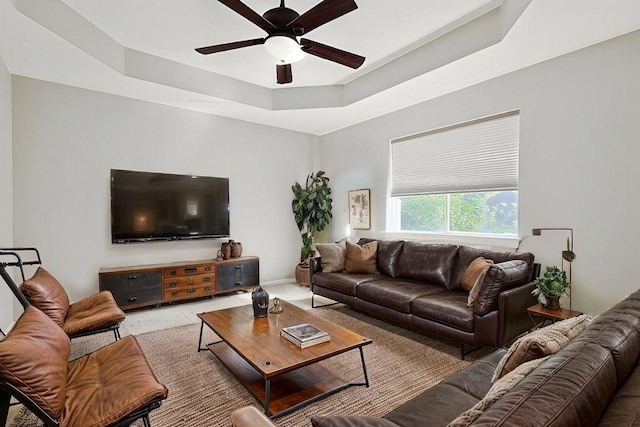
[99,256,259,310]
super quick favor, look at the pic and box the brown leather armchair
[20,266,126,342]
[0,305,168,427]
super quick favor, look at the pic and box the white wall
[319,30,640,316]
[0,57,13,329]
[12,77,314,302]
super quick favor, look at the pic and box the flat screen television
[111,169,230,243]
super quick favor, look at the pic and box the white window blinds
[391,110,520,197]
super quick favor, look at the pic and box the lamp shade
[264,35,305,64]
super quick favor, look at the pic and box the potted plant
[291,171,333,284]
[531,266,569,310]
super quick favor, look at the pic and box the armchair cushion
[0,306,70,421]
[64,335,168,427]
[20,267,70,327]
[63,291,125,336]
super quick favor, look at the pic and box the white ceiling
[1,0,640,135]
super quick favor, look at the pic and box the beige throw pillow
[448,356,550,427]
[492,314,591,381]
[314,242,346,273]
[344,240,378,274]
[463,257,494,306]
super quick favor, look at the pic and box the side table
[527,303,582,330]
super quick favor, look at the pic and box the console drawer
[163,264,215,279]
[163,273,216,290]
[163,284,215,301]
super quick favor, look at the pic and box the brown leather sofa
[311,239,537,356]
[231,289,640,426]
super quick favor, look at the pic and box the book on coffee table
[281,323,330,348]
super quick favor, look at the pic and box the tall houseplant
[291,171,333,264]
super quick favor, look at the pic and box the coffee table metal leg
[198,319,222,352]
[264,379,271,417]
[359,347,370,387]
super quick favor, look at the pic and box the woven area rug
[11,304,484,427]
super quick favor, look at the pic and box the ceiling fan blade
[276,64,293,84]
[195,38,265,55]
[218,0,276,33]
[300,38,365,69]
[288,0,357,35]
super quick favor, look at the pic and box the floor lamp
[531,228,576,309]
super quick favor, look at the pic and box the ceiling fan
[195,0,365,84]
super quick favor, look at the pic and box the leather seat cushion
[0,306,70,421]
[356,280,444,313]
[63,291,126,336]
[312,272,379,296]
[597,364,640,426]
[20,267,70,327]
[63,335,168,427]
[411,292,474,332]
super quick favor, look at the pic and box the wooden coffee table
[197,300,372,418]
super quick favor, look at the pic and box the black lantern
[252,286,269,318]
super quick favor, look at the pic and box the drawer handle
[186,288,196,294]
[169,270,177,276]
[127,296,138,302]
[204,286,211,291]
[205,266,211,272]
[187,278,195,285]
[170,281,177,286]
[171,291,178,297]
[235,282,243,287]
[203,277,211,282]
[128,275,137,280]
[185,267,197,274]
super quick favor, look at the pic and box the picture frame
[348,189,371,230]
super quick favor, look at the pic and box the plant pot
[545,295,561,310]
[295,264,310,286]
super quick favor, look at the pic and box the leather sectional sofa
[310,239,538,356]
[231,289,640,426]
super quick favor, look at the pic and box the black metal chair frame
[0,248,122,342]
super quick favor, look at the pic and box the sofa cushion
[0,306,70,421]
[312,272,378,296]
[376,240,405,278]
[451,246,534,292]
[411,292,474,332]
[597,363,640,426]
[395,242,459,289]
[315,242,346,273]
[356,279,444,313]
[492,314,591,380]
[312,416,399,427]
[345,240,378,274]
[20,267,70,328]
[474,260,530,316]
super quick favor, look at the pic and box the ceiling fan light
[264,35,305,64]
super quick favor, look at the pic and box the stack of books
[280,323,330,348]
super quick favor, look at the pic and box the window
[390,111,519,236]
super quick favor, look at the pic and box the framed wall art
[348,189,371,230]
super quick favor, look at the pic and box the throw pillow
[463,257,494,306]
[314,242,346,273]
[448,356,550,427]
[345,240,378,274]
[492,314,592,381]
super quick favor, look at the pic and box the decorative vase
[545,295,561,310]
[231,241,243,258]
[252,286,269,318]
[221,241,232,260]
[269,297,283,314]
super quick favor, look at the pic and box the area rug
[10,304,484,427]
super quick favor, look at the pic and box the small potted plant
[531,266,569,310]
